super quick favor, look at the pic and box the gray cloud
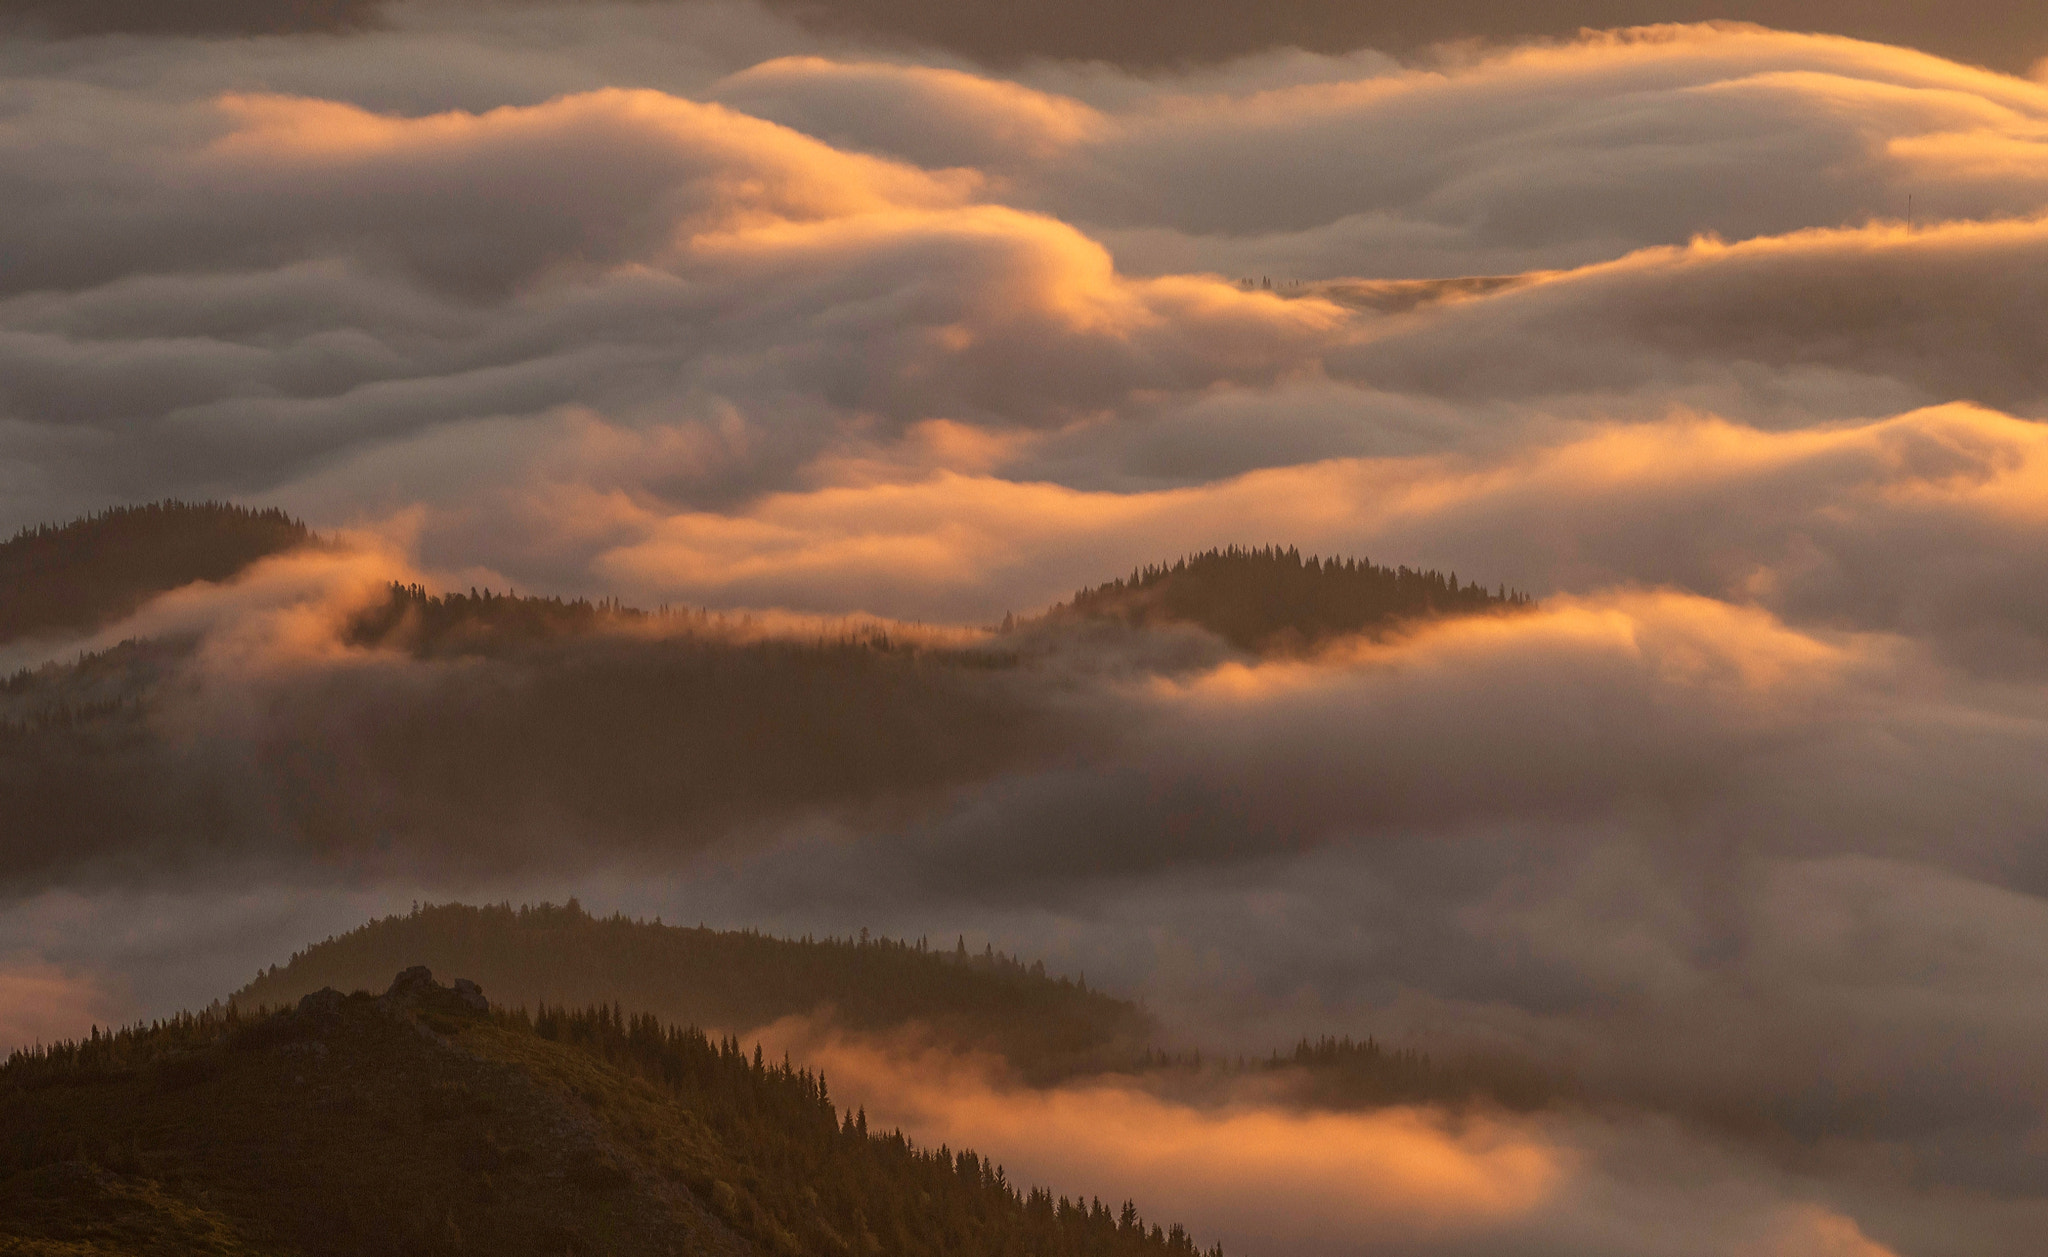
[726,30,2048,279]
[6,12,2048,1256]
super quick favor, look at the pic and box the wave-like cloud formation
[762,1023,1914,1257]
[8,9,2048,1255]
[7,21,2048,604]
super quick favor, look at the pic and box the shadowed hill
[1053,545,1530,652]
[0,522,1522,894]
[229,905,1565,1111]
[233,902,1153,1080]
[0,501,311,647]
[0,630,1049,891]
[346,582,659,655]
[3,968,1218,1257]
[341,582,988,660]
[1260,1034,1566,1112]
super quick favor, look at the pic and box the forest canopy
[0,501,310,646]
[0,507,1528,895]
[2,967,1220,1257]
[233,901,1151,1080]
[1054,545,1531,652]
[231,902,1568,1110]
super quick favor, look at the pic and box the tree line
[0,500,310,645]
[1054,544,1532,652]
[1,987,1220,1257]
[527,1002,1222,1257]
[234,901,1150,1082]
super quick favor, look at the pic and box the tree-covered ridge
[1054,545,1532,652]
[526,1004,1218,1257]
[0,627,1049,891]
[1,970,1217,1257]
[1125,1033,1569,1114]
[1262,1035,1567,1112]
[234,902,1151,1080]
[347,582,656,654]
[229,904,1566,1111]
[344,582,984,660]
[0,638,165,738]
[0,500,310,645]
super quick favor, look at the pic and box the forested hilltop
[1,503,1531,662]
[346,582,668,655]
[1051,545,1531,652]
[0,617,1048,891]
[0,506,1531,891]
[3,968,1217,1257]
[235,902,1149,1080]
[0,501,310,645]
[233,903,1568,1110]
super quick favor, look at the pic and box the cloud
[713,56,1108,167]
[12,24,2048,583]
[996,25,2048,279]
[6,13,2048,1255]
[579,404,2048,674]
[746,1021,1922,1257]
[1330,218,2048,421]
[757,1022,1571,1252]
[0,958,128,1052]
[569,584,2047,1216]
[0,883,423,1055]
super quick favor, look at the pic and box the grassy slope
[2,999,742,1255]
[234,903,1153,1080]
[1,976,1214,1257]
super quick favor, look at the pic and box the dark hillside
[234,903,1151,1080]
[0,501,311,645]
[0,632,1053,891]
[346,582,656,655]
[1260,1034,1568,1112]
[227,906,1563,1111]
[1054,545,1530,652]
[2,969,1217,1257]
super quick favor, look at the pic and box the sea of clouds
[6,5,2048,1253]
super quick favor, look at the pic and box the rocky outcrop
[376,965,489,1015]
[296,987,346,1019]
[383,965,437,1004]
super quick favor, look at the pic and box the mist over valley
[7,4,2048,1253]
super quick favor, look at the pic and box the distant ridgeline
[0,509,1541,899]
[1055,545,1531,651]
[0,501,309,645]
[2,580,1040,881]
[3,968,1218,1257]
[1262,1034,1565,1112]
[231,903,1563,1111]
[346,583,655,655]
[0,626,1043,883]
[234,902,1150,1081]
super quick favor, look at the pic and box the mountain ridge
[0,501,311,648]
[3,965,1221,1257]
[232,901,1151,1082]
[1050,544,1532,652]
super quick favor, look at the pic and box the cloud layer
[7,8,2048,1255]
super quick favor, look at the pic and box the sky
[7,3,2048,1254]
